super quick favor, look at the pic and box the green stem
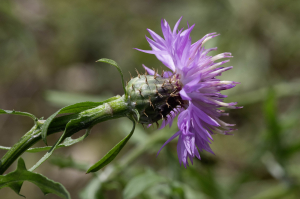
[0,96,130,175]
[0,124,40,174]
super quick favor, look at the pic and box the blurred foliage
[1,0,300,198]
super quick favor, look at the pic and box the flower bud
[126,75,183,124]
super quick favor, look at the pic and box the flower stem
[0,95,130,174]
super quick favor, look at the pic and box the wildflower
[135,17,241,167]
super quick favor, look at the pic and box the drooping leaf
[41,96,120,145]
[96,58,127,97]
[0,109,37,121]
[123,170,166,199]
[86,117,136,173]
[0,158,70,199]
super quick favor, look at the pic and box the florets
[135,17,242,167]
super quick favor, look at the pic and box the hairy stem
[0,96,130,175]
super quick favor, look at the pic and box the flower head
[135,17,241,167]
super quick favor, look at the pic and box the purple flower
[136,17,241,167]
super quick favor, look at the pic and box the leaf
[123,171,166,199]
[96,58,127,97]
[86,117,136,173]
[29,128,91,172]
[0,109,37,121]
[0,158,70,199]
[0,128,90,153]
[41,96,120,145]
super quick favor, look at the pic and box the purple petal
[157,130,180,156]
[179,89,192,100]
[142,64,155,75]
[173,16,183,34]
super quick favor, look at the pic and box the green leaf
[41,96,120,145]
[123,171,166,199]
[86,117,136,173]
[29,128,91,172]
[0,130,91,153]
[0,109,37,121]
[96,58,127,97]
[0,158,70,199]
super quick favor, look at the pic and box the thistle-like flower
[127,17,241,167]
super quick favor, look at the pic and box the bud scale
[126,75,183,124]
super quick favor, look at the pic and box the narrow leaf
[0,129,91,153]
[29,128,91,171]
[96,58,127,97]
[0,109,37,121]
[0,158,70,199]
[41,96,120,145]
[86,118,135,173]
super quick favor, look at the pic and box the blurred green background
[1,0,300,198]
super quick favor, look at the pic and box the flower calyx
[126,74,184,125]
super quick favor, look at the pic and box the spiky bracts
[126,71,184,125]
